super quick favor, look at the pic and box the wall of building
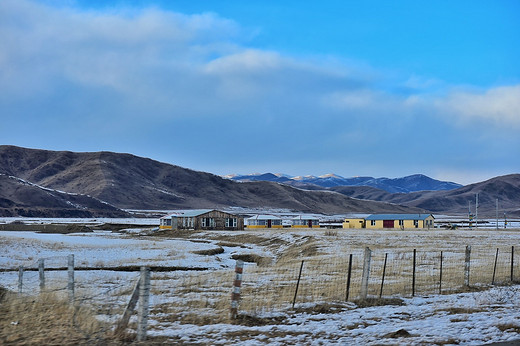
[291,219,320,228]
[365,219,384,229]
[365,216,435,229]
[342,218,366,229]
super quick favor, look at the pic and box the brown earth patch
[292,302,350,314]
[353,297,404,308]
[231,254,272,266]
[232,313,286,326]
[192,246,225,256]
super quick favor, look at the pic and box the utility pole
[475,193,479,230]
[468,201,472,229]
[496,199,499,230]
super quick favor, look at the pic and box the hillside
[0,146,422,216]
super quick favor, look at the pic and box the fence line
[4,255,149,340]
[236,244,520,314]
[3,244,520,339]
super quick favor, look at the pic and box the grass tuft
[0,290,117,345]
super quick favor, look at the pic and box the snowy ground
[2,226,520,344]
[155,287,520,345]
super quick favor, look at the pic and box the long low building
[245,214,283,229]
[291,215,320,228]
[160,209,244,231]
[344,214,435,229]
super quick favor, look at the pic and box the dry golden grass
[0,290,119,345]
[276,236,323,264]
[137,229,520,326]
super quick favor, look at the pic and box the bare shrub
[324,230,338,237]
[496,323,520,333]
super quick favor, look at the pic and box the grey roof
[291,215,319,221]
[247,214,282,220]
[162,209,214,218]
[365,214,433,221]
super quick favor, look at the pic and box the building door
[308,220,313,228]
[383,220,394,228]
[267,220,272,228]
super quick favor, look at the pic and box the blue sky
[1,0,519,184]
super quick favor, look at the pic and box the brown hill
[0,146,422,216]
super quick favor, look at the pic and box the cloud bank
[0,0,518,183]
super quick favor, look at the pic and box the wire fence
[2,245,520,341]
[0,255,145,344]
[237,245,520,315]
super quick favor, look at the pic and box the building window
[201,218,214,228]
[414,220,419,228]
[371,220,376,226]
[225,218,238,228]
[398,220,404,226]
[161,219,172,226]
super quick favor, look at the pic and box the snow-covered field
[2,226,520,344]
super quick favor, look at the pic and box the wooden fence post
[230,260,244,319]
[345,254,353,301]
[464,245,471,287]
[412,249,416,297]
[115,277,141,335]
[492,248,499,285]
[292,260,304,309]
[137,267,151,342]
[68,254,74,303]
[38,259,45,290]
[360,247,371,300]
[380,253,388,298]
[439,251,443,294]
[18,266,24,293]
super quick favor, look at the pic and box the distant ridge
[226,172,462,193]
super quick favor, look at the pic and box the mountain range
[226,173,462,193]
[0,146,421,217]
[0,146,518,218]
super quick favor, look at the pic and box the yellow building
[365,214,435,229]
[343,218,366,229]
[245,215,283,229]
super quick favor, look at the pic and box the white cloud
[435,85,520,128]
[0,0,240,98]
